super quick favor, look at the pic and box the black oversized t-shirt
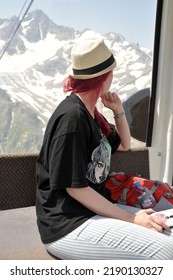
[36,93,120,244]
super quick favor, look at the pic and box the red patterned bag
[105,172,173,210]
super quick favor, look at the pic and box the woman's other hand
[133,209,171,233]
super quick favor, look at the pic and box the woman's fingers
[151,214,171,232]
[134,210,171,233]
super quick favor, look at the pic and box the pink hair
[63,72,110,93]
[63,72,112,136]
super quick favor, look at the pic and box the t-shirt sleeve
[49,115,90,190]
[107,123,121,153]
[99,113,121,153]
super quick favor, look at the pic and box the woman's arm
[66,186,171,233]
[112,109,131,151]
[101,91,131,151]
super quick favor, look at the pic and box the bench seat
[0,148,150,259]
[0,206,56,260]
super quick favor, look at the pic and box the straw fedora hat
[66,36,117,79]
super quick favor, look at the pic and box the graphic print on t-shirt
[86,137,111,184]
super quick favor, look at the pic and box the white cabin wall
[151,0,173,184]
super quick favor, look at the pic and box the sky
[0,0,157,50]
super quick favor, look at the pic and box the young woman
[36,35,173,260]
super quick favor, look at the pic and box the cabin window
[0,0,157,154]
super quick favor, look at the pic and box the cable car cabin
[0,0,173,260]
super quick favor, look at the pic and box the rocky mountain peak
[0,9,152,153]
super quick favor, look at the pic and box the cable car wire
[0,0,34,60]
[0,0,29,58]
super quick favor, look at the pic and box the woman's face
[100,71,113,97]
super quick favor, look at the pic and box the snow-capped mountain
[0,9,152,153]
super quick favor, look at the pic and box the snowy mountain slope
[0,10,152,153]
